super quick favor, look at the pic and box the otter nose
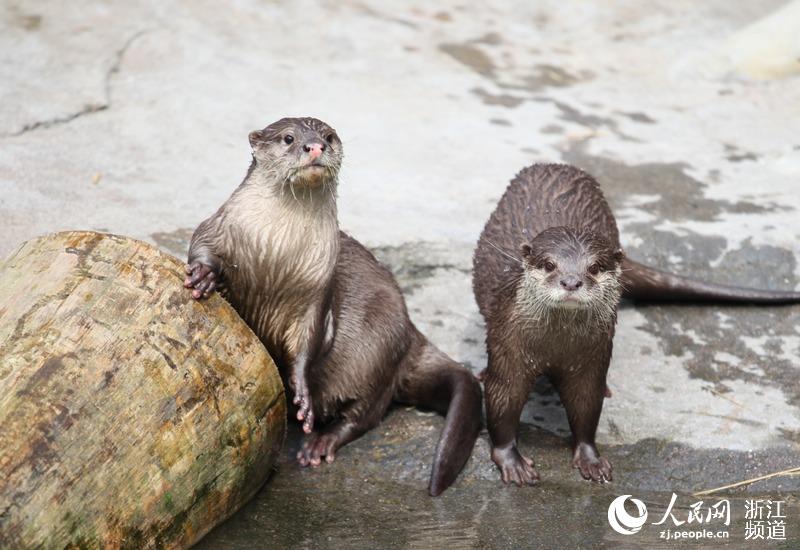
[304,142,326,160]
[560,276,583,291]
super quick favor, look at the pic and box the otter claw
[297,432,339,467]
[572,445,613,482]
[292,382,314,433]
[296,403,314,433]
[184,262,219,300]
[492,445,540,486]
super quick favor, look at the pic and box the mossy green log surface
[0,231,286,549]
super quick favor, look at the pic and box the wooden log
[0,231,286,549]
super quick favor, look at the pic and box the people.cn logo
[607,495,648,535]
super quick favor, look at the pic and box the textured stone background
[2,1,799,547]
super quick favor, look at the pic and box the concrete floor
[2,0,799,547]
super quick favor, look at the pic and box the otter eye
[325,133,335,144]
[588,263,600,275]
[543,261,556,273]
[283,135,294,145]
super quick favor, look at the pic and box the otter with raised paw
[472,163,800,486]
[185,117,481,496]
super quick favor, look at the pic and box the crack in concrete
[2,29,151,138]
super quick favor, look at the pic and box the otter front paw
[491,445,540,486]
[297,431,339,467]
[184,262,219,299]
[572,443,612,482]
[291,377,314,434]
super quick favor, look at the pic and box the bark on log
[0,231,286,549]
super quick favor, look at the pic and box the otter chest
[219,196,339,353]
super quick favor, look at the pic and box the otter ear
[613,249,625,263]
[249,130,265,148]
[520,244,533,260]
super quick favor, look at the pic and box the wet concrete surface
[2,0,800,547]
[197,416,799,549]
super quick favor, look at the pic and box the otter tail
[396,333,482,496]
[621,258,800,304]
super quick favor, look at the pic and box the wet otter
[186,117,481,495]
[473,163,800,486]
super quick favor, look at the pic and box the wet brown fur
[187,117,481,495]
[473,163,800,486]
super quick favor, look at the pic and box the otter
[473,163,800,486]
[185,117,481,496]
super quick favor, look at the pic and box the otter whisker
[287,180,300,204]
[485,239,524,266]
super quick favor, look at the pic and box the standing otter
[473,163,800,486]
[185,117,481,495]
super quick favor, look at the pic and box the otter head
[249,117,342,191]
[517,226,624,325]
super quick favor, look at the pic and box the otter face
[517,227,623,324]
[249,117,343,190]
